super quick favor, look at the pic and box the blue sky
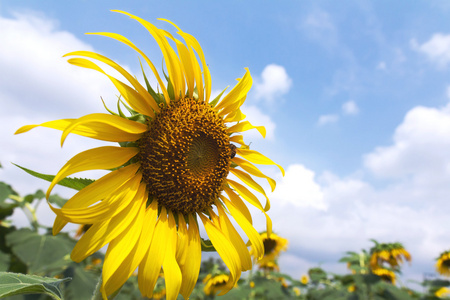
[2,0,450,287]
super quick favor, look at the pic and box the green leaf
[48,195,68,208]
[6,229,75,274]
[0,182,20,220]
[13,164,94,191]
[0,251,9,272]
[61,264,99,300]
[0,272,70,300]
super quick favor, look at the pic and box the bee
[229,144,237,159]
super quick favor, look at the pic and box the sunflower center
[443,259,450,268]
[138,98,231,214]
[263,238,277,254]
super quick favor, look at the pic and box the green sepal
[101,97,119,117]
[201,238,216,252]
[162,60,175,101]
[140,59,164,105]
[116,97,128,118]
[0,272,71,300]
[209,86,229,107]
[13,164,94,191]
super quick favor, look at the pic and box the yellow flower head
[293,287,301,296]
[203,274,233,296]
[372,267,396,284]
[16,11,283,300]
[370,242,410,269]
[300,275,309,285]
[435,287,450,298]
[258,260,280,272]
[436,251,450,277]
[256,232,288,265]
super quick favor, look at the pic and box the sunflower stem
[91,273,103,300]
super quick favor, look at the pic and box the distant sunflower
[256,232,288,265]
[370,242,410,269]
[203,274,233,296]
[16,10,283,300]
[372,267,396,284]
[436,251,450,276]
[300,275,309,285]
[258,260,280,272]
[435,287,450,298]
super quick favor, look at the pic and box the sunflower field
[1,175,450,299]
[2,9,450,300]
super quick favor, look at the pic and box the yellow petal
[219,94,247,118]
[214,205,252,271]
[46,146,139,198]
[65,51,159,114]
[226,179,263,211]
[102,194,146,296]
[162,211,182,300]
[53,164,139,235]
[15,118,146,143]
[230,168,269,210]
[138,207,169,298]
[227,121,266,138]
[229,135,246,146]
[224,108,246,123]
[179,214,201,299]
[222,187,252,224]
[232,157,276,192]
[70,177,143,262]
[86,31,169,102]
[67,58,155,117]
[58,113,147,146]
[113,11,183,102]
[236,148,285,176]
[221,197,264,260]
[199,213,241,295]
[175,213,188,267]
[215,69,252,112]
[226,179,272,236]
[106,200,158,294]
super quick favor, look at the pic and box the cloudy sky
[2,0,450,287]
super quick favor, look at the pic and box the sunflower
[258,260,280,272]
[256,232,288,265]
[203,274,234,296]
[436,251,450,276]
[370,242,410,269]
[300,275,309,285]
[15,11,283,300]
[371,267,396,284]
[435,287,450,298]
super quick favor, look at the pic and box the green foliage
[0,272,69,300]
[1,177,449,300]
[13,164,94,191]
[6,229,75,275]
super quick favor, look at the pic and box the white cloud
[317,114,339,126]
[342,100,359,115]
[258,100,450,280]
[254,64,292,104]
[0,12,117,201]
[364,103,450,180]
[240,105,276,140]
[411,33,450,67]
[271,164,326,210]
